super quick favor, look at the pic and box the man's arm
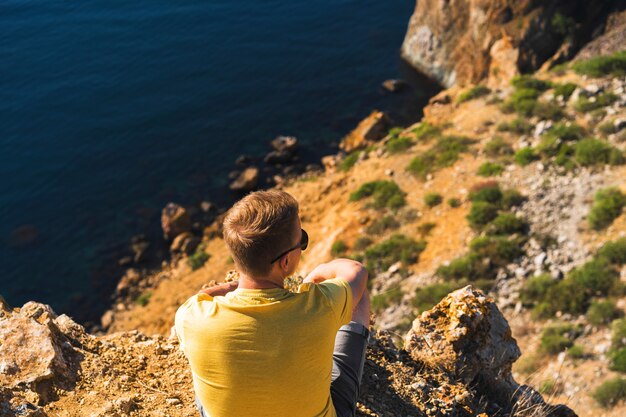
[303,259,368,306]
[198,280,239,297]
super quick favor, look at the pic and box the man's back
[175,278,352,417]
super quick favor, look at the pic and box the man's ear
[279,255,289,272]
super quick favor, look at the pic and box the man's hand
[198,280,239,297]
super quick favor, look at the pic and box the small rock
[235,154,252,166]
[229,167,259,192]
[382,79,407,93]
[270,136,298,153]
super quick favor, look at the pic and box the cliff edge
[0,288,576,416]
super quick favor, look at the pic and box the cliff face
[401,0,623,87]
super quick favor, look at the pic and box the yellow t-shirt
[174,278,353,417]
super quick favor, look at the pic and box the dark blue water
[0,0,438,323]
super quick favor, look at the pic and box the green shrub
[599,121,618,136]
[553,82,577,100]
[611,348,626,373]
[447,198,462,208]
[533,101,565,121]
[467,202,499,230]
[572,50,626,77]
[413,282,459,312]
[364,234,426,273]
[188,249,210,271]
[551,12,576,37]
[511,75,552,91]
[135,291,153,306]
[546,122,586,141]
[496,118,533,135]
[366,215,400,235]
[339,151,361,172]
[612,319,626,350]
[412,122,441,141]
[593,377,626,408]
[471,236,524,264]
[501,88,541,116]
[502,189,526,209]
[550,63,568,75]
[477,162,504,177]
[535,258,620,317]
[574,92,619,112]
[407,136,474,179]
[514,147,538,166]
[520,274,556,306]
[485,136,515,156]
[538,379,558,395]
[537,135,561,157]
[574,138,624,166]
[540,324,580,354]
[406,152,436,180]
[331,240,348,257]
[587,300,621,326]
[457,85,491,103]
[469,182,503,204]
[424,193,443,208]
[437,237,523,281]
[417,222,436,237]
[588,187,626,230]
[372,287,403,312]
[353,236,373,251]
[350,180,407,210]
[433,135,473,167]
[568,344,585,359]
[597,238,626,265]
[569,258,620,296]
[386,135,414,154]
[488,213,528,235]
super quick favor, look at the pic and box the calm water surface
[0,0,439,323]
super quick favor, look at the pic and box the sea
[0,0,440,324]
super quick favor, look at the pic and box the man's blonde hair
[223,190,299,277]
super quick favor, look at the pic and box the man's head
[223,190,302,278]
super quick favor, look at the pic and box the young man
[175,190,370,417]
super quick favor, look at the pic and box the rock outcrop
[401,0,623,87]
[403,286,575,416]
[340,110,391,153]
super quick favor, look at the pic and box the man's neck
[237,272,284,290]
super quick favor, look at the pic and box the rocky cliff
[401,0,624,87]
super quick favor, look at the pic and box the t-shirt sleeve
[174,293,213,351]
[317,278,353,327]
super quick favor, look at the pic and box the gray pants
[196,321,370,417]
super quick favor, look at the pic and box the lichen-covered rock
[404,286,577,416]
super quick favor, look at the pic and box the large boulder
[0,302,83,397]
[340,110,391,153]
[160,203,191,241]
[404,286,577,416]
[270,135,298,153]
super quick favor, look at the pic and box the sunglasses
[270,229,308,264]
